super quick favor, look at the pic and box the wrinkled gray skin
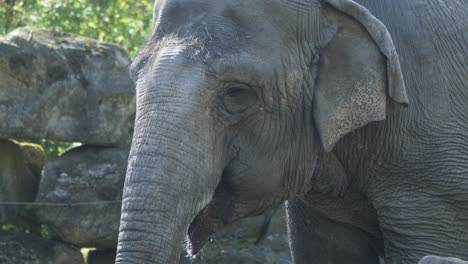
[419,256,468,264]
[116,0,468,263]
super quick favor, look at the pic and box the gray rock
[35,145,128,248]
[0,231,84,264]
[0,140,45,224]
[0,27,135,145]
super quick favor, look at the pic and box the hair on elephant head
[116,0,408,263]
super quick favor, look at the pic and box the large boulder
[35,145,128,248]
[0,140,45,224]
[0,27,135,145]
[0,231,84,264]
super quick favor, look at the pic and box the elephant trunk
[116,69,218,263]
[116,159,191,263]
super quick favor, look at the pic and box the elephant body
[287,1,468,263]
[116,0,468,263]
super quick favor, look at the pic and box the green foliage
[1,206,49,238]
[0,0,153,56]
[39,224,49,237]
[15,139,80,160]
[1,223,18,232]
[1,222,49,238]
[29,139,81,160]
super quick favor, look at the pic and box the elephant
[418,256,468,264]
[116,0,468,263]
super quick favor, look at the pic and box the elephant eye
[221,83,257,114]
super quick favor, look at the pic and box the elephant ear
[313,0,409,152]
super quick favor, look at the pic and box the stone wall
[0,27,291,264]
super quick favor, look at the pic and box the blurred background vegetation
[1,0,153,160]
[0,0,153,56]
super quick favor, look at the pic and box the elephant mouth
[187,195,279,256]
[187,207,224,255]
[186,162,278,256]
[187,179,234,256]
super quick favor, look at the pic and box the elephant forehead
[155,0,294,40]
[157,0,285,11]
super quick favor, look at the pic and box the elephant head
[116,0,408,263]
